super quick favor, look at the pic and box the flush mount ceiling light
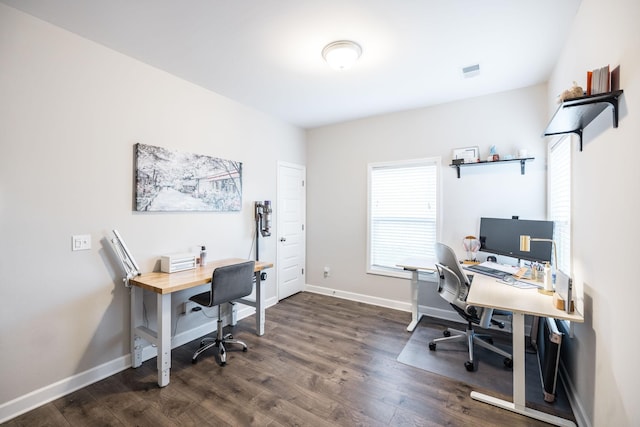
[322,40,362,71]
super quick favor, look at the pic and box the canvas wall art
[135,143,242,212]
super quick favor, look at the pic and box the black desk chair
[429,243,512,371]
[190,260,255,365]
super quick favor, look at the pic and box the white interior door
[277,162,306,300]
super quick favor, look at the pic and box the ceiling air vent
[462,64,480,78]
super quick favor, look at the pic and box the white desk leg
[470,312,576,427]
[513,312,527,408]
[255,272,265,336]
[407,270,423,332]
[156,293,171,387]
[130,286,144,368]
[231,301,238,326]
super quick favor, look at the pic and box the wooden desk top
[466,273,584,323]
[129,258,273,295]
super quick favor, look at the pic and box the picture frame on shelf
[452,146,479,164]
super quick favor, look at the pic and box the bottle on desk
[199,246,207,267]
[543,262,553,292]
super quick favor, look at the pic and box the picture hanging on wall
[134,143,242,212]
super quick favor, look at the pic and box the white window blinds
[368,159,439,274]
[548,137,571,274]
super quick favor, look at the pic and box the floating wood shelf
[543,90,623,151]
[449,158,534,179]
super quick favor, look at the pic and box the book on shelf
[587,65,610,95]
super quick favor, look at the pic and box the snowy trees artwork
[135,143,242,212]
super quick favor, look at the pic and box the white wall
[0,3,305,411]
[306,84,548,311]
[548,0,640,426]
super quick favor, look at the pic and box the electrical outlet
[181,301,196,315]
[323,266,330,278]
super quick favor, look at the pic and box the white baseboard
[0,301,268,424]
[0,355,130,424]
[559,361,590,427]
[304,284,516,334]
[305,284,412,312]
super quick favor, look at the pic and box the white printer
[160,253,197,273]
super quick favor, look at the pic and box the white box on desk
[160,253,197,273]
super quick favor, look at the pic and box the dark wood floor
[4,292,554,426]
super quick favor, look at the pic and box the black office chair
[429,243,512,371]
[190,260,255,365]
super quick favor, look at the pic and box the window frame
[366,157,442,278]
[548,135,573,330]
[547,135,572,275]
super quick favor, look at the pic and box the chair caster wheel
[243,347,248,352]
[464,361,475,372]
[443,330,451,337]
[192,358,198,365]
[504,358,513,368]
[428,342,436,351]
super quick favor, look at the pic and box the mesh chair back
[435,242,471,289]
[435,263,464,305]
[435,242,491,325]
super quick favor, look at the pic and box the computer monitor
[479,217,554,263]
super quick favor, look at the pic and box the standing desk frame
[466,272,583,427]
[128,258,273,387]
[397,257,437,331]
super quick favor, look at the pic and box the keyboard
[464,264,511,279]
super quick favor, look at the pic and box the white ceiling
[1,0,581,129]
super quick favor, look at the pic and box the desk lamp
[519,235,557,293]
[111,229,141,287]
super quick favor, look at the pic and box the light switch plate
[72,234,91,251]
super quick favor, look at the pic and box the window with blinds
[548,137,571,274]
[367,158,440,275]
